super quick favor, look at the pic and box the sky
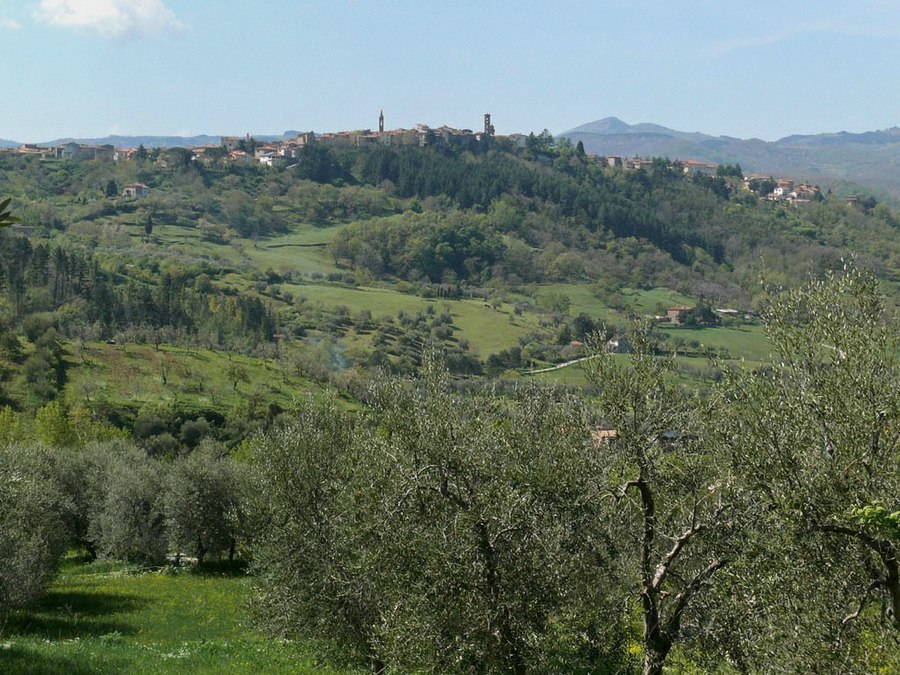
[1,0,899,142]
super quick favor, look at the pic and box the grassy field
[59,342,324,416]
[532,283,694,322]
[34,214,781,397]
[0,558,355,674]
[657,322,771,361]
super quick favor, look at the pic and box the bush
[247,397,376,664]
[88,445,167,563]
[164,442,245,563]
[0,444,66,614]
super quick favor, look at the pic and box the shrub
[88,445,167,563]
[164,442,245,563]
[0,444,66,614]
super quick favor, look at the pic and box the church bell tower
[483,113,495,136]
[379,109,385,134]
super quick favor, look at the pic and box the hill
[0,133,296,149]
[563,117,900,202]
[0,137,896,444]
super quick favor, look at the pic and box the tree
[679,300,720,327]
[713,267,899,670]
[226,362,250,391]
[248,396,379,665]
[249,369,628,673]
[34,400,77,448]
[584,323,748,675]
[164,442,244,563]
[53,442,115,559]
[0,444,66,616]
[88,444,168,563]
[105,179,118,198]
[525,129,557,155]
[0,197,19,228]
[144,213,154,241]
[360,359,616,672]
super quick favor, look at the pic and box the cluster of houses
[0,112,511,172]
[746,176,822,205]
[1,113,831,210]
[593,156,720,175]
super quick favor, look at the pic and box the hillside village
[2,112,829,205]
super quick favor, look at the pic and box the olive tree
[87,444,168,564]
[250,367,629,673]
[247,396,381,666]
[363,359,622,673]
[53,442,110,559]
[0,444,66,615]
[713,267,899,670]
[584,324,750,675]
[164,441,245,563]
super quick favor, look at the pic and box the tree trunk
[643,640,671,675]
[886,552,900,629]
[475,518,526,675]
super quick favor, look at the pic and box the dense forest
[0,138,898,672]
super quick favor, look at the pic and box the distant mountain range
[562,117,900,201]
[0,132,298,150]
[4,120,900,201]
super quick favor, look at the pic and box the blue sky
[1,1,899,142]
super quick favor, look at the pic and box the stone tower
[483,113,495,136]
[379,109,385,134]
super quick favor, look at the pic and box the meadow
[1,557,355,674]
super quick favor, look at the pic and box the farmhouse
[122,183,150,199]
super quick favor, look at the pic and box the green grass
[0,558,356,674]
[658,322,771,361]
[284,282,542,356]
[527,363,592,387]
[61,342,324,416]
[532,283,695,322]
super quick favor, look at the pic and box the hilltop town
[1,112,831,205]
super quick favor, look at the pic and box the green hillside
[0,137,896,442]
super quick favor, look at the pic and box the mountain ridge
[562,117,900,201]
[0,132,297,149]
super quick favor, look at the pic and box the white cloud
[707,12,900,57]
[35,0,184,38]
[0,17,22,29]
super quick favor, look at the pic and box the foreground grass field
[1,558,356,675]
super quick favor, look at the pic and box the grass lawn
[0,558,356,675]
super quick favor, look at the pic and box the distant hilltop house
[221,134,251,152]
[13,144,55,159]
[122,183,150,199]
[606,336,630,354]
[591,156,716,175]
[764,178,821,204]
[680,160,718,176]
[53,142,115,161]
[113,148,139,162]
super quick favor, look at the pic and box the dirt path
[523,354,599,375]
